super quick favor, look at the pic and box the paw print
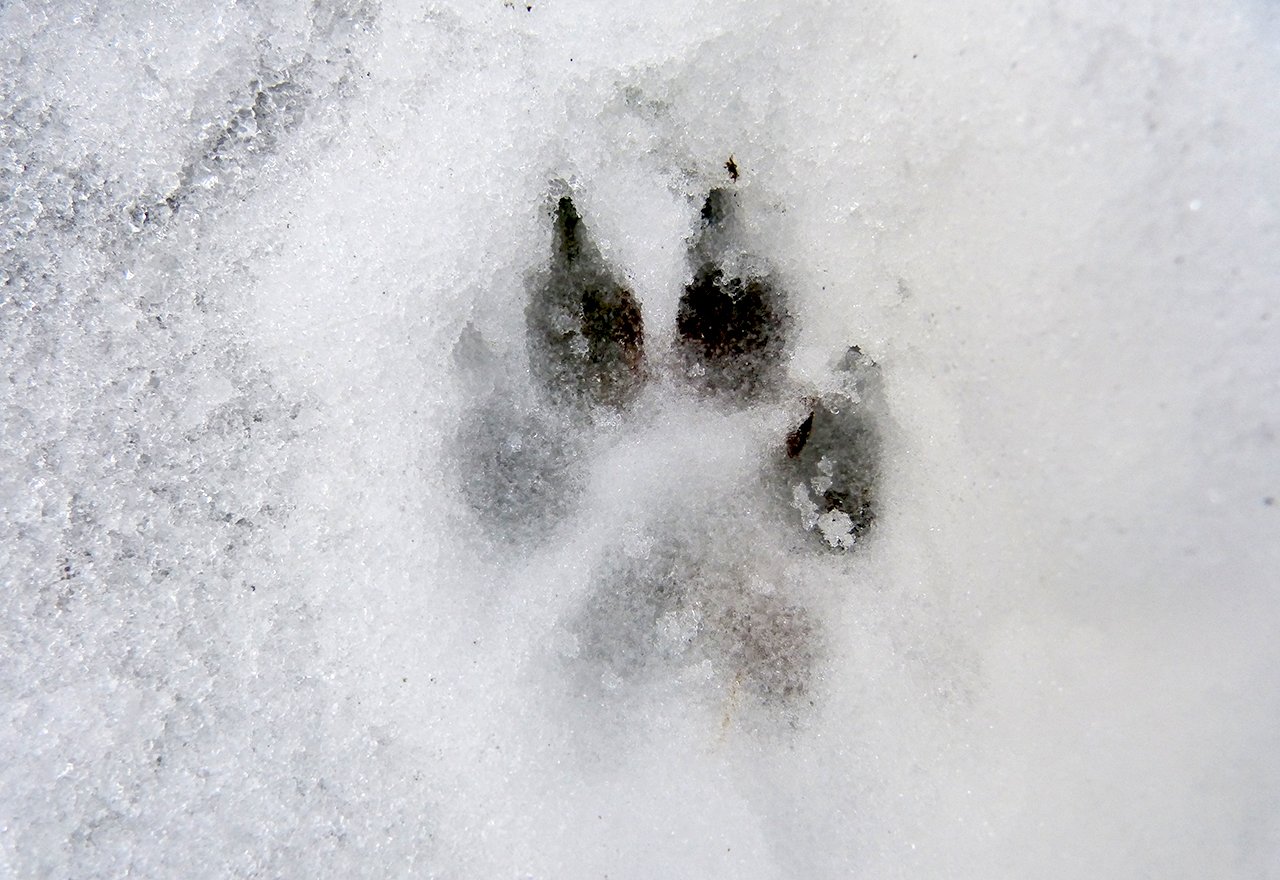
[455,180,885,713]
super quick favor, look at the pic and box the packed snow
[3,1,1278,877]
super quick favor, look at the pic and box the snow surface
[3,1,1279,877]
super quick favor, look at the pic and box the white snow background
[2,1,1279,877]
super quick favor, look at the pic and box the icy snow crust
[3,0,1280,877]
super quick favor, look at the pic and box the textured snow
[3,1,1279,878]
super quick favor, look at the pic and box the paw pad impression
[527,196,645,412]
[677,188,788,401]
[781,346,883,550]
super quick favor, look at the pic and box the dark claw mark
[785,409,814,458]
[699,186,733,227]
[678,189,787,400]
[527,196,645,411]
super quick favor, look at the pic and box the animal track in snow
[456,181,885,711]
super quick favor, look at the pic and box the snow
[3,1,1279,877]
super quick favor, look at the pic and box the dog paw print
[455,181,885,711]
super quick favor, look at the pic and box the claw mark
[785,408,814,458]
